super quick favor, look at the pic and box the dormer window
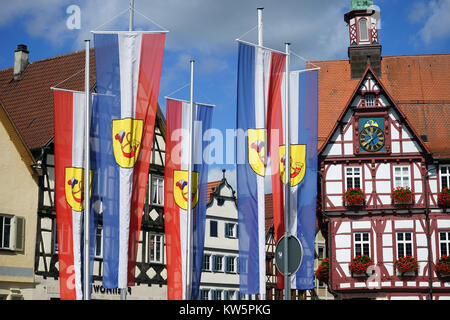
[365,94,375,106]
[359,18,369,41]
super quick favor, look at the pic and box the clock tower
[345,0,382,79]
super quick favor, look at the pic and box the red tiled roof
[0,49,96,150]
[309,54,450,158]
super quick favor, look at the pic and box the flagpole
[129,0,134,32]
[283,42,291,301]
[83,39,91,301]
[185,59,195,300]
[257,7,266,301]
[119,0,135,301]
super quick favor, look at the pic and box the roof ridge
[0,48,93,73]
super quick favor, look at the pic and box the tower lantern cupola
[345,0,382,79]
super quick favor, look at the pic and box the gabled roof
[0,48,167,151]
[309,54,450,158]
[0,49,95,150]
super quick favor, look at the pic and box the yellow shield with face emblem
[279,144,306,187]
[248,128,267,177]
[173,170,199,211]
[112,118,143,168]
[65,167,92,212]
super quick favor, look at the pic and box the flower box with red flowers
[348,255,374,276]
[436,255,450,277]
[343,188,366,207]
[395,255,418,275]
[438,188,450,208]
[391,186,414,205]
[315,258,329,284]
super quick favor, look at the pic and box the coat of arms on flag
[248,128,267,177]
[173,170,199,211]
[64,167,92,212]
[112,118,143,168]
[279,144,306,186]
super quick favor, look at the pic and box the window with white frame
[225,256,236,273]
[0,214,24,251]
[203,254,211,271]
[396,232,413,258]
[439,231,450,256]
[354,232,370,256]
[440,165,450,189]
[210,220,218,237]
[359,18,369,41]
[151,176,164,206]
[346,167,361,189]
[365,94,375,107]
[212,255,223,272]
[318,244,326,260]
[224,290,236,300]
[148,233,164,263]
[0,215,12,249]
[200,289,210,300]
[394,166,410,188]
[211,290,223,300]
[225,222,237,238]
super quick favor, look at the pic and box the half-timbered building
[0,46,168,299]
[314,1,450,300]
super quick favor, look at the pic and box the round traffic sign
[275,235,303,276]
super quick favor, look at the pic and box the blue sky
[1,0,449,188]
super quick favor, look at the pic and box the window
[359,18,369,41]
[210,220,218,237]
[441,165,450,189]
[318,244,326,260]
[225,223,237,238]
[95,226,102,257]
[397,232,413,258]
[200,289,210,300]
[394,166,410,188]
[211,290,223,300]
[0,215,11,249]
[148,233,164,263]
[225,256,236,273]
[203,254,211,271]
[0,215,24,251]
[224,290,236,300]
[212,255,223,272]
[346,167,361,189]
[439,231,450,256]
[354,232,370,256]
[365,94,375,107]
[151,176,164,206]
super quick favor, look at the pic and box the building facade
[315,1,450,300]
[200,170,240,300]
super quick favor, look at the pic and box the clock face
[359,125,385,152]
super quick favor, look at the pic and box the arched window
[359,18,369,41]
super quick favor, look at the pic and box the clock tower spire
[345,0,382,79]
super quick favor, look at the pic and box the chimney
[13,44,29,80]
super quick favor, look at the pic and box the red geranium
[315,258,329,283]
[348,255,374,274]
[395,255,419,274]
[438,188,450,207]
[391,186,413,204]
[436,255,450,276]
[343,188,366,206]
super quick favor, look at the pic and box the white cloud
[2,0,350,60]
[410,0,450,45]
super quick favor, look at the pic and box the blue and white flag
[236,41,286,294]
[91,31,165,289]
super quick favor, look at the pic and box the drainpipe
[318,171,339,299]
[423,167,435,300]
